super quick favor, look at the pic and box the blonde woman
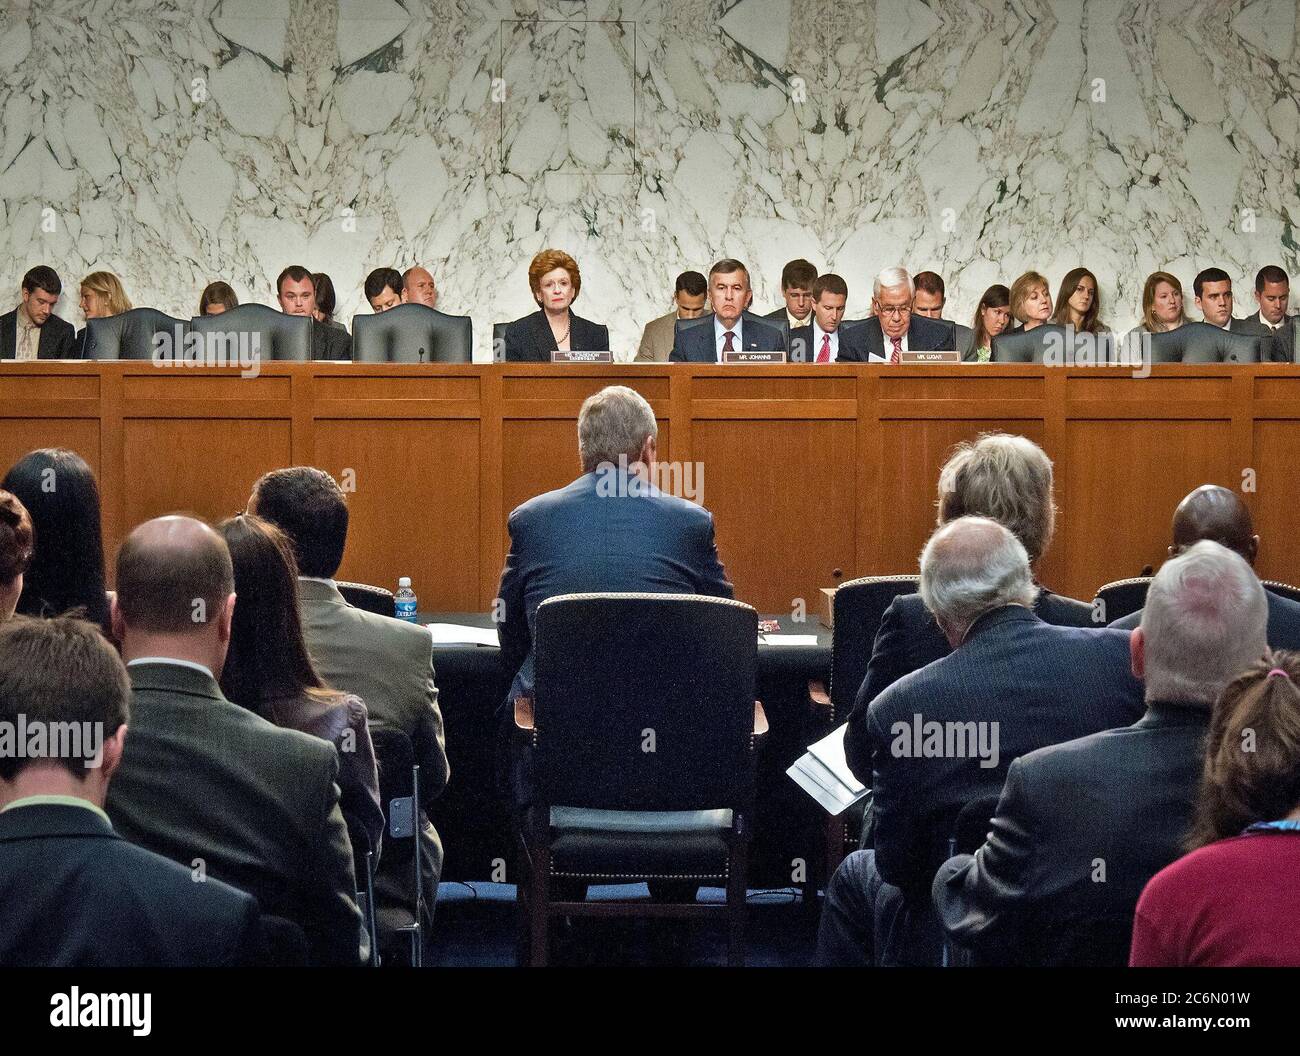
[1007,271,1052,332]
[76,271,132,355]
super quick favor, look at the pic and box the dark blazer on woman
[503,309,609,361]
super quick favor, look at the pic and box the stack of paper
[787,724,869,815]
[425,623,500,647]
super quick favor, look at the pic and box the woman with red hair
[501,249,609,361]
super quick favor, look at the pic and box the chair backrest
[532,593,758,813]
[990,324,1113,364]
[1263,579,1300,604]
[85,307,188,360]
[369,724,421,924]
[337,580,396,617]
[1147,322,1259,364]
[829,575,921,721]
[1094,577,1152,623]
[190,303,312,361]
[352,303,472,363]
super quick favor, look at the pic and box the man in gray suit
[634,270,709,362]
[105,516,364,966]
[249,466,449,962]
[1231,265,1293,361]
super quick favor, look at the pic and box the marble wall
[1,0,1297,359]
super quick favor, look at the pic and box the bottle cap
[398,576,412,588]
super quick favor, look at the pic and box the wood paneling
[3,361,1298,611]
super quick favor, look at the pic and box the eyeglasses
[878,305,911,317]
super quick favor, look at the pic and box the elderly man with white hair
[814,516,1145,967]
[839,266,956,362]
[932,540,1269,966]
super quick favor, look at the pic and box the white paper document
[759,634,820,646]
[426,623,500,647]
[786,724,869,815]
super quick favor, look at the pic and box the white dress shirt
[126,656,216,679]
[1258,311,1284,332]
[787,311,811,332]
[812,322,839,363]
[869,329,909,363]
[714,317,744,362]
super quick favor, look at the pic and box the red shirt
[1130,832,1300,967]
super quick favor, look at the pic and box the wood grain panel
[0,420,101,482]
[1249,420,1300,588]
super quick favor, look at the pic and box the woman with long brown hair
[1130,653,1300,966]
[1050,267,1105,333]
[964,284,1011,362]
[217,514,383,854]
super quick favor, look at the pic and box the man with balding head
[105,516,365,966]
[1109,484,1300,649]
[402,266,438,309]
[814,516,1144,966]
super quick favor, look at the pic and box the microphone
[418,346,425,363]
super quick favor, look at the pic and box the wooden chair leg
[726,841,748,967]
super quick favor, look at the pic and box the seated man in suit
[934,541,1269,965]
[635,270,709,362]
[670,259,784,361]
[1231,265,1292,361]
[249,466,449,962]
[1193,267,1234,330]
[762,258,818,341]
[497,385,734,804]
[0,615,266,966]
[788,274,867,362]
[1,265,77,360]
[838,267,954,361]
[912,270,972,352]
[277,265,352,360]
[402,265,439,308]
[1109,484,1300,648]
[814,516,1145,966]
[364,267,404,313]
[104,516,363,966]
[845,433,1092,783]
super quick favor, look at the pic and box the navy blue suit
[670,317,784,361]
[497,469,734,707]
[837,314,955,361]
[1110,586,1300,651]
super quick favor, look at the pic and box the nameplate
[722,349,787,364]
[551,350,613,363]
[897,350,961,364]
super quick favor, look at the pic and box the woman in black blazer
[503,249,609,361]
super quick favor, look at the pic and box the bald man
[402,266,438,309]
[105,516,365,966]
[1109,484,1300,649]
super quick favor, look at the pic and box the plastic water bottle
[395,577,418,623]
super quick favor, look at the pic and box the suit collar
[128,659,226,701]
[1136,701,1211,729]
[0,800,117,841]
[961,604,1040,643]
[297,576,349,606]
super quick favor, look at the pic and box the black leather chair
[1263,580,1300,605]
[189,303,312,361]
[1146,322,1259,364]
[353,303,472,363]
[1094,577,1152,624]
[369,725,425,967]
[514,593,766,967]
[491,321,508,361]
[808,575,921,881]
[343,811,380,967]
[84,307,188,360]
[940,792,1001,967]
[337,581,396,618]
[991,324,1113,364]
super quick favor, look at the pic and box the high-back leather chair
[1094,577,1152,624]
[991,324,1114,364]
[337,581,396,618]
[189,304,312,361]
[1147,322,1259,364]
[84,307,189,360]
[515,593,766,966]
[353,303,472,363]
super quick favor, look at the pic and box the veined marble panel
[0,0,1297,360]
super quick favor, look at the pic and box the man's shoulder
[47,314,75,335]
[1229,316,1266,335]
[106,830,258,908]
[320,596,433,658]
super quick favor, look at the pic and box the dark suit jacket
[497,469,734,706]
[933,702,1210,966]
[787,323,870,363]
[1110,586,1300,650]
[0,309,77,359]
[1231,314,1294,362]
[312,321,352,361]
[845,587,1094,782]
[863,606,1145,897]
[297,578,448,940]
[669,317,784,361]
[0,801,263,967]
[105,661,364,966]
[837,313,955,361]
[503,309,609,361]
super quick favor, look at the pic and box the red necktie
[723,330,735,355]
[890,336,902,364]
[817,333,830,363]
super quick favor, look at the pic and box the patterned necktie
[890,336,902,364]
[18,323,37,360]
[817,333,830,363]
[722,330,735,356]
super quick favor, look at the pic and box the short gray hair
[937,433,1056,563]
[920,516,1038,636]
[1141,540,1268,706]
[873,266,913,300]
[577,385,658,472]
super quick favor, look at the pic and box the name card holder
[897,350,961,364]
[551,350,613,363]
[722,349,787,364]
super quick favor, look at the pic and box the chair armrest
[513,696,534,732]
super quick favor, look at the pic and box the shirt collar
[299,576,337,587]
[126,657,215,679]
[1260,311,1281,331]
[17,302,37,328]
[787,311,809,331]
[1,794,111,825]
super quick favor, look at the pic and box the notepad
[426,623,500,647]
[787,724,869,815]
[760,634,819,646]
